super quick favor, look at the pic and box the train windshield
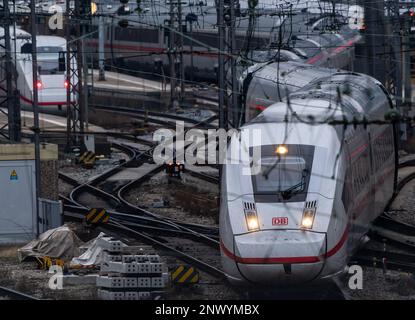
[250,144,314,203]
[37,46,65,75]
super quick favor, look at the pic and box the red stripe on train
[220,225,349,265]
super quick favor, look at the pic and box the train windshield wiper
[278,170,308,200]
[279,181,305,200]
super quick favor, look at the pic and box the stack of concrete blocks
[96,238,169,300]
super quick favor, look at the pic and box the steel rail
[61,199,206,235]
[67,142,138,208]
[60,170,218,236]
[107,221,226,280]
[59,141,219,236]
[371,168,415,248]
[185,170,219,184]
[0,286,39,300]
[62,208,224,280]
[352,249,415,273]
[63,209,213,239]
[116,179,220,246]
[58,114,223,278]
[91,104,218,128]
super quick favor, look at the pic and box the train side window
[342,168,352,213]
[372,127,394,172]
[351,147,370,195]
[58,52,65,72]
[21,43,32,54]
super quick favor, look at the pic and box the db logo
[272,217,288,226]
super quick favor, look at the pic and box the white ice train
[220,68,397,286]
[0,27,73,114]
[87,2,361,81]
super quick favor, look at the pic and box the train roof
[36,35,66,47]
[0,27,66,46]
[244,61,339,90]
[248,71,391,125]
[0,26,30,39]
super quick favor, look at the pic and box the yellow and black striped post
[84,152,96,164]
[79,151,92,162]
[79,151,96,166]
[171,265,199,284]
[85,208,110,225]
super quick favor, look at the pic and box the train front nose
[228,230,327,285]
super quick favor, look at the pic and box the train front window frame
[37,46,65,75]
[250,144,315,203]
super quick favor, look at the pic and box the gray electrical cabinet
[0,144,59,244]
[0,159,36,244]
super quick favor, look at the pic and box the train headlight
[245,210,260,231]
[300,208,316,229]
[243,202,260,232]
[275,145,288,155]
[36,81,43,90]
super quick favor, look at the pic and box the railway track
[62,166,223,279]
[90,86,220,112]
[352,249,415,273]
[106,221,226,280]
[36,129,157,147]
[58,116,224,280]
[371,214,415,248]
[115,170,218,234]
[60,172,218,238]
[185,169,219,184]
[0,286,38,300]
[62,192,224,280]
[369,164,415,249]
[353,161,415,273]
[60,142,218,235]
[90,104,217,129]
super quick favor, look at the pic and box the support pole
[65,0,85,150]
[0,0,20,142]
[189,19,194,84]
[98,10,105,81]
[82,38,89,131]
[218,0,226,131]
[178,0,184,96]
[29,0,41,237]
[168,0,184,109]
[4,2,14,140]
[169,0,177,109]
[229,0,238,127]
